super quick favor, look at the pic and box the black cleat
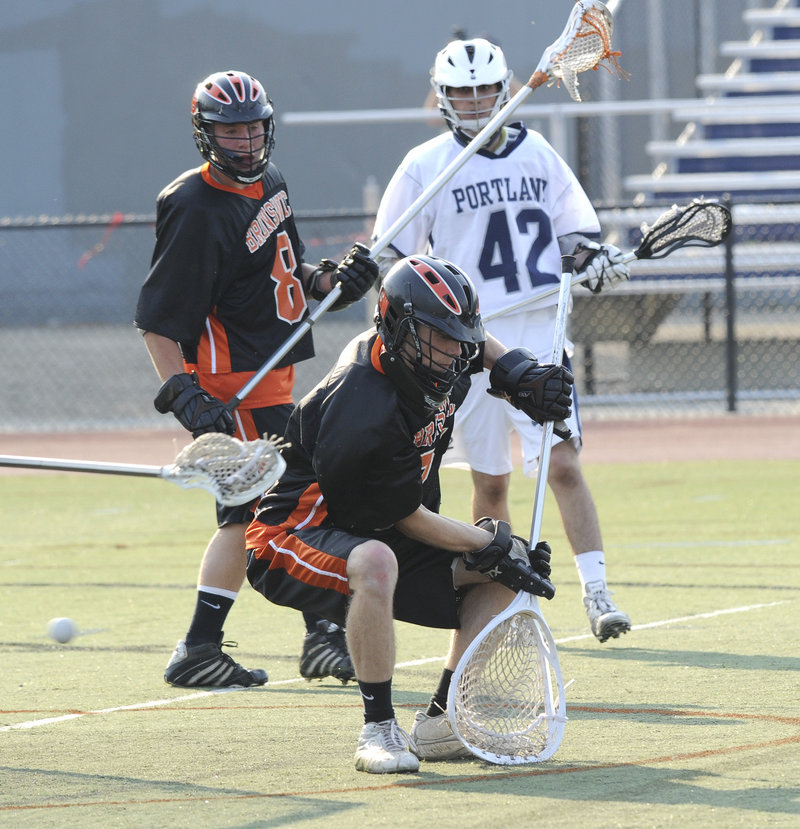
[299,620,355,684]
[164,633,268,688]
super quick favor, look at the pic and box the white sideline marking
[2,600,790,732]
[554,599,790,644]
[618,539,788,549]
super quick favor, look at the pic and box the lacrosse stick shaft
[227,288,339,409]
[529,255,575,547]
[482,252,637,323]
[0,455,166,478]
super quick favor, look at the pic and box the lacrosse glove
[319,242,378,309]
[575,241,630,294]
[154,372,235,438]
[464,517,556,600]
[488,348,573,440]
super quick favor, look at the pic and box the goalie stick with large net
[0,432,287,507]
[447,258,575,765]
[447,589,567,765]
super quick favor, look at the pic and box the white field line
[401,599,792,658]
[1,599,790,732]
[553,599,790,644]
[617,539,789,549]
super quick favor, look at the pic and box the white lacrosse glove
[373,249,401,281]
[578,242,630,294]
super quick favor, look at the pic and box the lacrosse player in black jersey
[246,254,573,773]
[135,70,377,689]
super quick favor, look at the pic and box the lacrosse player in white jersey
[372,38,632,648]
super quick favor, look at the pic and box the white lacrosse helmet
[431,38,513,136]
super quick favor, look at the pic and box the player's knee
[347,540,397,596]
[548,443,583,490]
[473,471,510,504]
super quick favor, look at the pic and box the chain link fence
[0,201,797,433]
[571,199,800,417]
[0,212,374,433]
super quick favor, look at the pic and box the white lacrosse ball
[47,617,78,644]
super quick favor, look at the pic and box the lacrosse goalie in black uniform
[246,254,573,773]
[135,70,376,689]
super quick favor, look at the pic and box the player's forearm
[394,505,491,552]
[482,333,508,370]
[142,331,185,382]
[302,262,334,296]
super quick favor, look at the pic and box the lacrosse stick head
[448,592,567,765]
[634,199,733,260]
[533,0,625,102]
[165,433,287,506]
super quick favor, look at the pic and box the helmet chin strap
[208,157,260,186]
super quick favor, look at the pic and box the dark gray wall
[0,0,750,217]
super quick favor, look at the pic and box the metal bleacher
[569,2,800,404]
[625,0,800,200]
[617,0,800,286]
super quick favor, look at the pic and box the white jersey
[372,124,601,318]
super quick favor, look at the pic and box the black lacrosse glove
[153,372,235,438]
[528,537,552,581]
[330,242,379,308]
[488,347,574,440]
[464,517,556,600]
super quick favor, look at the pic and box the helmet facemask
[195,119,275,185]
[431,38,512,138]
[394,317,479,406]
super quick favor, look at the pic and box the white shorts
[445,307,582,479]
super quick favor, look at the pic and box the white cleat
[355,719,420,774]
[410,710,472,760]
[583,580,632,643]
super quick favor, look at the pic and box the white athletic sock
[574,550,607,593]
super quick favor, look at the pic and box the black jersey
[248,331,471,541]
[134,162,314,401]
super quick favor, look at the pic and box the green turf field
[1,458,798,827]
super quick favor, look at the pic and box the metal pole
[723,195,737,412]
